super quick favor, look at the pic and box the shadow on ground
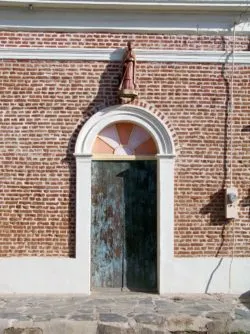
[240,290,250,310]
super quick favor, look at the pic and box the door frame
[74,104,175,294]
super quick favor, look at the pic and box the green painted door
[91,160,157,291]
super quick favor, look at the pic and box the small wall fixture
[225,187,238,219]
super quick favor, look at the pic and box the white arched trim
[74,104,175,294]
[75,104,175,156]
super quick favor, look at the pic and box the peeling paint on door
[91,161,157,291]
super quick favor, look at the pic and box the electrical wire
[229,218,236,292]
[228,22,236,293]
[229,23,236,188]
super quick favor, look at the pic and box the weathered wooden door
[91,160,157,291]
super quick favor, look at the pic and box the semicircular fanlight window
[92,122,157,155]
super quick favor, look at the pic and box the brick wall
[1,32,249,257]
[0,31,249,51]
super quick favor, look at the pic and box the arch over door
[74,104,175,294]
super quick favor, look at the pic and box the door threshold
[91,287,158,294]
[92,288,132,293]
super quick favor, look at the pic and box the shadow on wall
[200,189,226,226]
[247,37,250,51]
[62,57,121,257]
[240,291,250,310]
[242,125,250,133]
[240,189,250,219]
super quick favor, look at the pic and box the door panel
[91,161,127,288]
[124,161,157,291]
[91,161,157,291]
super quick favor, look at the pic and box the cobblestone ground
[0,292,250,333]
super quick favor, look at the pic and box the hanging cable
[229,22,236,188]
[229,2,249,187]
[228,21,237,293]
[229,217,236,292]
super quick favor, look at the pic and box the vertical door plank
[124,161,157,291]
[91,161,127,288]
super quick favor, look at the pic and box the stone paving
[0,292,250,333]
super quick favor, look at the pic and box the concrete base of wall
[0,257,249,294]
